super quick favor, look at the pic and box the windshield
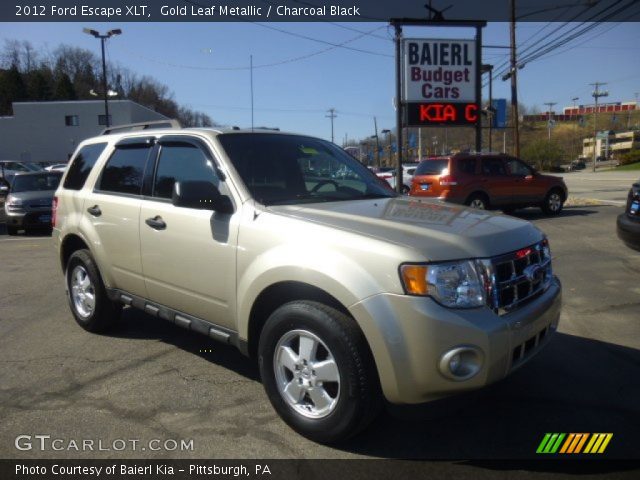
[24,163,42,171]
[11,173,62,193]
[218,133,396,205]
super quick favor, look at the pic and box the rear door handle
[145,216,166,230]
[87,205,101,217]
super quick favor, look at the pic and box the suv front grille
[482,240,553,315]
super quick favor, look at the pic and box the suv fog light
[439,346,483,381]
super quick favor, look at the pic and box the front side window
[98,147,150,195]
[218,133,394,206]
[506,158,533,176]
[63,143,107,190]
[153,144,220,199]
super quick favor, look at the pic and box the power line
[120,24,389,71]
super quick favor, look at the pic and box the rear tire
[466,193,490,210]
[401,184,410,194]
[258,301,382,443]
[541,189,564,215]
[66,249,122,333]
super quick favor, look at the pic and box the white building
[0,100,168,163]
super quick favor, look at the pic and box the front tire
[541,189,564,215]
[66,249,122,333]
[466,193,490,210]
[258,301,381,443]
[6,225,19,235]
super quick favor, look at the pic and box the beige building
[583,130,640,159]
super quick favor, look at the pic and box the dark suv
[409,153,568,215]
[617,179,640,251]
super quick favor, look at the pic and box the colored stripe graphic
[537,433,613,454]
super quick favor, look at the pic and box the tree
[0,64,27,114]
[53,72,76,100]
[27,69,53,100]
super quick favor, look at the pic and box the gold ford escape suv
[53,123,562,443]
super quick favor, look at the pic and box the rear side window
[153,144,220,199]
[481,158,506,176]
[98,147,150,195]
[63,143,107,190]
[415,159,449,175]
[456,158,477,175]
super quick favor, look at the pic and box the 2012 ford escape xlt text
[53,124,562,443]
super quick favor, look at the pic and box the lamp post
[590,82,608,172]
[83,28,122,128]
[571,96,579,159]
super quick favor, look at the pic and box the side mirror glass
[172,181,234,214]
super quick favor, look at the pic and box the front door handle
[87,205,101,217]
[145,216,166,230]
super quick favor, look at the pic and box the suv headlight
[400,260,486,308]
[6,196,22,206]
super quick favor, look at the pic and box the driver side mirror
[172,181,234,214]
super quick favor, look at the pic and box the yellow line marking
[591,433,605,453]
[598,434,613,454]
[584,434,598,454]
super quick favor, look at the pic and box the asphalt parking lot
[0,171,639,469]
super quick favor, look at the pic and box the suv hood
[270,197,544,261]
[8,190,56,204]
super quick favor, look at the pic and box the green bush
[520,139,566,171]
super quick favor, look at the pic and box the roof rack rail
[100,119,181,136]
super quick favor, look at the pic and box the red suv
[409,153,568,215]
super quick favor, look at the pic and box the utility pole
[373,116,380,167]
[509,0,520,157]
[590,82,608,172]
[572,97,579,159]
[382,129,392,165]
[250,55,254,131]
[326,108,337,143]
[544,102,557,141]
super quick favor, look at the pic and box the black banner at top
[2,0,640,22]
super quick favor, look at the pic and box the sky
[0,21,639,143]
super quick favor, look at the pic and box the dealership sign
[402,38,478,127]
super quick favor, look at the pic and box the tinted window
[457,158,477,175]
[506,158,533,176]
[64,143,108,190]
[11,173,62,192]
[481,158,506,176]
[98,147,150,195]
[415,159,449,175]
[153,144,219,199]
[218,133,394,205]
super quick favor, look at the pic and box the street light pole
[83,28,122,128]
[571,96,579,159]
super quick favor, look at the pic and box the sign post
[390,17,486,193]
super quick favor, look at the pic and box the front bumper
[4,208,52,228]
[349,276,562,404]
[617,213,640,251]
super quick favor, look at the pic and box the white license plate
[631,201,639,213]
[39,215,51,222]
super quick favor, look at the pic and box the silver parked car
[53,125,561,443]
[5,171,62,235]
